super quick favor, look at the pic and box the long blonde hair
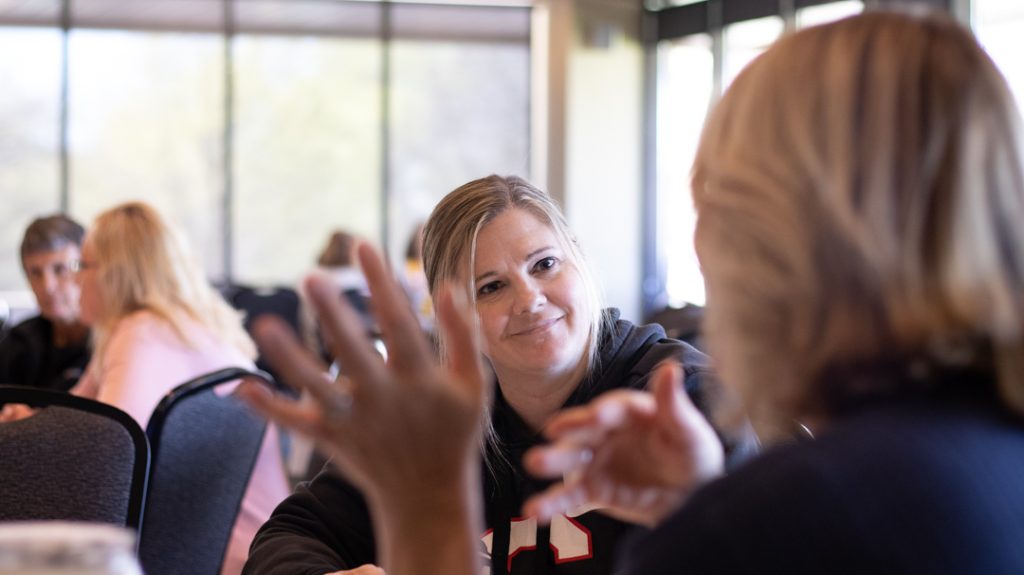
[89,202,256,362]
[693,10,1024,440]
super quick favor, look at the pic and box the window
[0,1,531,293]
[652,1,864,310]
[722,15,783,91]
[796,1,863,29]
[389,39,529,260]
[233,34,382,286]
[656,33,712,306]
[973,0,1024,111]
[0,27,62,291]
[67,30,226,278]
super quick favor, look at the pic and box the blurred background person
[302,230,373,357]
[71,201,289,575]
[401,222,435,335]
[0,215,89,390]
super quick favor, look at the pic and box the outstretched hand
[523,362,724,527]
[238,243,486,575]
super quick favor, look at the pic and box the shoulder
[0,316,50,379]
[628,400,1024,573]
[104,311,195,361]
[5,315,52,341]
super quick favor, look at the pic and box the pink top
[73,310,290,575]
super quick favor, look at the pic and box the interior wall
[535,0,645,322]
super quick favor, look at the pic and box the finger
[355,242,433,373]
[252,314,345,409]
[306,273,388,386]
[237,381,323,437]
[544,390,653,441]
[523,442,593,479]
[522,482,591,524]
[651,362,701,428]
[436,283,485,398]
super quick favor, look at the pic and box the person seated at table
[71,202,290,575]
[242,175,753,575]
[242,9,1024,575]
[0,215,90,391]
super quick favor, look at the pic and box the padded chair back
[138,367,272,575]
[0,386,149,530]
[229,286,302,387]
[230,286,302,336]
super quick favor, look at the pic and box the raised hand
[239,243,486,575]
[522,362,724,527]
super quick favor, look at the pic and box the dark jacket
[0,315,89,391]
[244,310,755,575]
[624,370,1024,574]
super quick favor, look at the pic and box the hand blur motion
[523,362,724,528]
[238,243,487,563]
[0,403,37,423]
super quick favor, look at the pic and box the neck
[494,356,589,433]
[52,320,88,348]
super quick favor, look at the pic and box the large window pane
[233,34,382,286]
[974,0,1024,112]
[722,16,783,91]
[389,39,530,262]
[0,27,61,291]
[67,30,225,279]
[796,1,862,29]
[657,34,712,307]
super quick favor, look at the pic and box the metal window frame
[1,0,529,284]
[640,0,963,317]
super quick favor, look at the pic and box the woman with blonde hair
[243,175,746,575]
[73,202,289,575]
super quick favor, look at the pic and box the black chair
[229,285,302,337]
[228,286,302,390]
[0,385,150,530]
[138,367,274,575]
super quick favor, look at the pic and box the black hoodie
[244,310,755,575]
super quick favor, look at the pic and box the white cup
[0,522,142,575]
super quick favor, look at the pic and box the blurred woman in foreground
[243,9,1024,574]
[74,202,289,575]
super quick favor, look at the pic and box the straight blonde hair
[89,202,256,363]
[693,10,1024,440]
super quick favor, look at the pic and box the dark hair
[405,223,425,261]
[317,231,356,267]
[20,215,85,262]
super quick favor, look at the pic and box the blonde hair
[422,175,607,372]
[89,202,256,362]
[693,10,1024,440]
[422,175,609,468]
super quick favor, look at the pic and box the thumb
[652,362,699,429]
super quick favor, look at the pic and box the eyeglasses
[68,259,98,273]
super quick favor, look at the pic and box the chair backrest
[0,386,150,530]
[230,286,302,336]
[138,367,272,575]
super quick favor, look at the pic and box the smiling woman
[244,175,755,575]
